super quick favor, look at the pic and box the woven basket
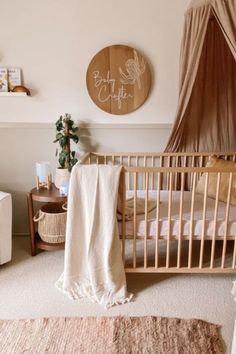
[33,203,66,243]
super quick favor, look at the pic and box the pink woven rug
[0,316,223,353]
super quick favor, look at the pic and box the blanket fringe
[55,274,133,309]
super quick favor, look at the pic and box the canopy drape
[165,0,236,152]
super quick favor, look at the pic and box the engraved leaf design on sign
[119,50,146,89]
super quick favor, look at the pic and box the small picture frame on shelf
[0,68,8,92]
[8,68,21,91]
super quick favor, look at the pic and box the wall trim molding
[0,123,55,129]
[0,122,172,130]
[81,123,172,130]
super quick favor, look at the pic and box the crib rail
[82,152,236,273]
[83,152,236,191]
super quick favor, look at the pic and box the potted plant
[53,113,79,189]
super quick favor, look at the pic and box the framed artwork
[0,68,8,92]
[86,45,151,115]
[8,68,21,91]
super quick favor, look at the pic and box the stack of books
[0,68,21,92]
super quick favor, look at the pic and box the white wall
[0,0,189,124]
[0,0,190,234]
[0,123,171,234]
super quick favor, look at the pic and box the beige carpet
[0,316,223,354]
[1,237,235,353]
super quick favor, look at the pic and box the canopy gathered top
[165,0,236,152]
[188,0,218,8]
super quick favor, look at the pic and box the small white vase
[54,168,71,189]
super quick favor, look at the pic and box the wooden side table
[27,184,67,256]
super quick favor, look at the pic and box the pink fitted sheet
[118,190,236,239]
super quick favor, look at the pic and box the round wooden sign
[86,45,151,115]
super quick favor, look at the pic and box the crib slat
[155,173,161,269]
[221,173,233,268]
[166,172,173,269]
[136,156,141,189]
[159,156,163,189]
[183,155,187,167]
[121,172,126,264]
[177,173,184,269]
[190,156,195,189]
[133,172,137,269]
[199,155,203,182]
[143,156,147,190]
[144,172,149,268]
[166,156,171,189]
[188,172,196,269]
[128,156,131,190]
[199,172,209,269]
[174,156,179,190]
[151,156,154,189]
[210,173,221,269]
[200,155,203,167]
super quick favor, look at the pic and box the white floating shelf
[0,92,28,97]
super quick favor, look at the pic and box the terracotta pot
[12,85,31,96]
[54,168,70,189]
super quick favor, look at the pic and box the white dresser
[0,192,12,265]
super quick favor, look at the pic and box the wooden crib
[81,152,236,274]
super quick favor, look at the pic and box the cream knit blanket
[56,164,132,308]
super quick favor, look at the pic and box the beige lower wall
[0,123,171,234]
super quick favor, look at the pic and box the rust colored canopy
[166,0,236,152]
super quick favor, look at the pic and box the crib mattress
[118,190,236,239]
